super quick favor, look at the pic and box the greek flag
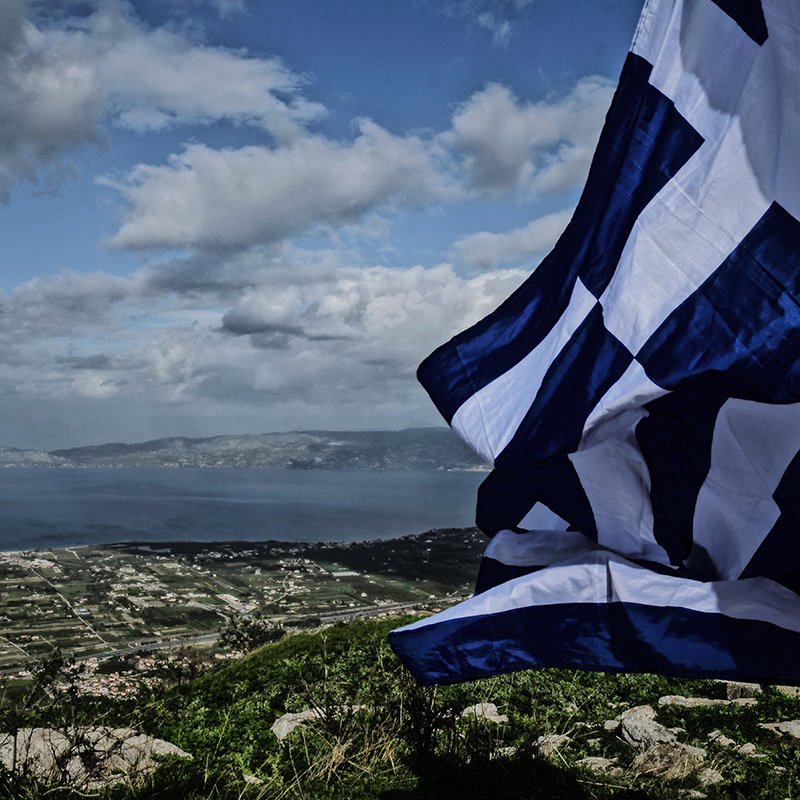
[390,0,800,686]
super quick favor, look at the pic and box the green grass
[2,617,800,799]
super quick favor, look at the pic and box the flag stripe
[638,202,800,401]
[389,551,800,685]
[496,305,632,466]
[710,0,768,43]
[687,400,800,579]
[475,455,597,536]
[741,448,800,592]
[390,601,800,686]
[450,279,596,465]
[417,53,702,426]
[635,380,727,565]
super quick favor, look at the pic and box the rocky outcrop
[567,687,800,789]
[268,684,800,794]
[760,720,800,738]
[460,702,508,724]
[271,706,368,741]
[612,704,678,749]
[600,704,706,780]
[271,710,325,741]
[0,727,191,789]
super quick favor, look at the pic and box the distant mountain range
[0,428,488,470]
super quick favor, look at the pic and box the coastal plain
[0,527,485,671]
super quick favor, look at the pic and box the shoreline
[0,525,484,558]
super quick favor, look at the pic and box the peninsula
[0,427,487,470]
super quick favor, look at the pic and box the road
[0,597,461,674]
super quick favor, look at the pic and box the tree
[218,616,285,654]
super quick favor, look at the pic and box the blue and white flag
[390,0,800,686]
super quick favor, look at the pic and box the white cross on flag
[390,0,800,685]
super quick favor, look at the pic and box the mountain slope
[43,428,487,469]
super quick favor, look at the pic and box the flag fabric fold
[389,0,800,686]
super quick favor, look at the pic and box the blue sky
[0,0,643,449]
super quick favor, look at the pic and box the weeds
[2,617,800,799]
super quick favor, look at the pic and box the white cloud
[103,73,613,256]
[89,3,324,139]
[446,77,615,194]
[103,122,455,250]
[0,260,526,445]
[0,5,106,201]
[0,0,614,258]
[220,263,527,388]
[0,0,324,199]
[455,0,534,47]
[0,1,623,448]
[0,271,140,340]
[476,12,512,47]
[452,208,573,270]
[0,255,519,405]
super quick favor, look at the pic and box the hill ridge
[2,427,487,470]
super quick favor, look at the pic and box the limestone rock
[271,705,367,740]
[760,720,800,738]
[460,702,508,724]
[271,710,323,741]
[659,695,728,707]
[0,727,190,788]
[631,741,706,779]
[725,682,763,700]
[708,729,737,748]
[534,733,571,758]
[617,705,676,750]
[576,756,618,773]
[698,766,724,785]
[735,742,763,757]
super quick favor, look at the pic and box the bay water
[0,467,488,552]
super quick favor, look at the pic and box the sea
[0,467,488,553]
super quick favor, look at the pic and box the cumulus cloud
[103,74,613,256]
[1,0,613,250]
[0,2,106,201]
[0,0,610,258]
[0,0,627,449]
[0,271,140,340]
[90,3,324,138]
[452,208,573,270]
[446,77,615,194]
[0,0,323,199]
[103,122,455,250]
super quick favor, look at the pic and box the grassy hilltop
[3,616,800,799]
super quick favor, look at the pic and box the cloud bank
[0,261,528,447]
[0,0,617,447]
